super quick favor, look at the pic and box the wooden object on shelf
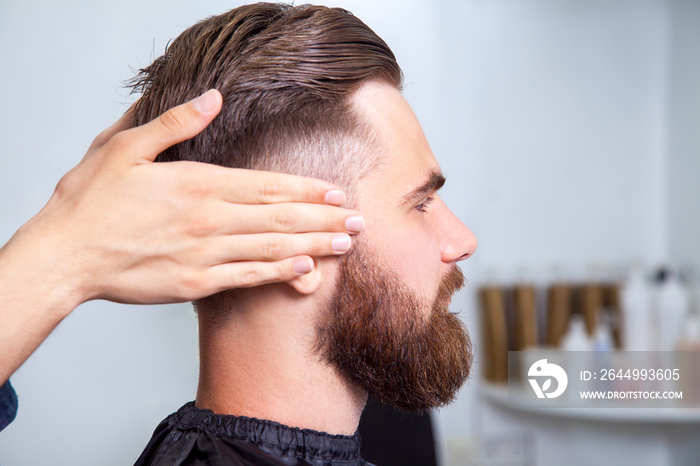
[579,284,602,335]
[546,284,571,347]
[602,283,623,349]
[513,285,538,350]
[479,286,509,383]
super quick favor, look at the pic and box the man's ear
[286,258,324,294]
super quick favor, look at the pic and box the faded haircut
[129,3,403,191]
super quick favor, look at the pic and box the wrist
[0,212,87,321]
[0,215,87,382]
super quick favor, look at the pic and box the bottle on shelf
[620,263,653,351]
[592,309,614,352]
[655,266,690,352]
[560,314,593,351]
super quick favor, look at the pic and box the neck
[196,283,366,436]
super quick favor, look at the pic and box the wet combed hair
[129,3,403,189]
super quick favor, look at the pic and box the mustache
[436,266,465,306]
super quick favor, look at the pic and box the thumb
[122,89,223,163]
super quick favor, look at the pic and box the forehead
[349,81,441,202]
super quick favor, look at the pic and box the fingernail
[293,258,314,274]
[324,189,346,206]
[345,215,365,233]
[332,234,352,253]
[192,89,220,114]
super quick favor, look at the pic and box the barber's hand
[22,89,361,305]
[0,89,363,383]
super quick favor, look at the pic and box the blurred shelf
[481,382,700,424]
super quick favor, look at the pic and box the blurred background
[1,0,699,464]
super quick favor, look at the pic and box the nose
[435,198,477,264]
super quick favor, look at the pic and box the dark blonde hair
[129,3,402,188]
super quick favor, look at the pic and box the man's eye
[416,197,434,213]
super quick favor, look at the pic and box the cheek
[370,222,442,298]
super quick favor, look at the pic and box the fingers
[113,89,223,163]
[207,232,353,264]
[220,203,365,235]
[204,256,318,291]
[186,163,346,206]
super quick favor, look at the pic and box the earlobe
[286,259,324,294]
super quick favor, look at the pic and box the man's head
[314,82,476,411]
[130,3,476,412]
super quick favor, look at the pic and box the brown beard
[315,240,473,412]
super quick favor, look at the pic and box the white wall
[457,0,670,271]
[0,0,692,465]
[668,0,700,287]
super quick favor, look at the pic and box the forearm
[0,216,83,385]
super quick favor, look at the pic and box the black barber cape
[135,402,374,466]
[0,381,18,432]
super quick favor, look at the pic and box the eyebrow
[401,170,446,206]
